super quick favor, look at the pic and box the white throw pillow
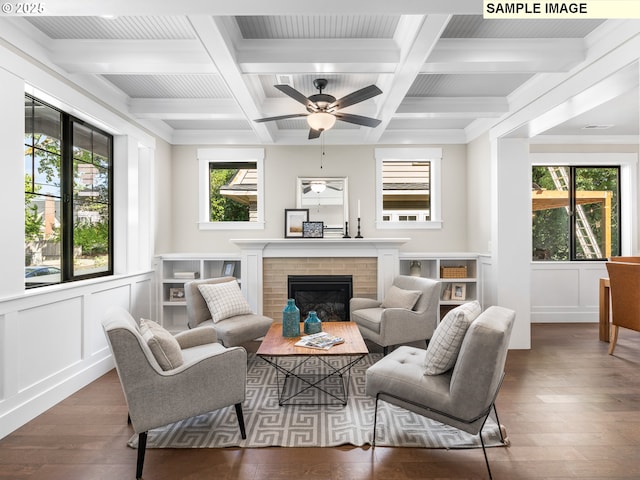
[423,301,482,376]
[380,285,422,310]
[198,280,253,323]
[139,318,184,371]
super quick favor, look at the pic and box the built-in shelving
[155,254,241,332]
[399,253,479,320]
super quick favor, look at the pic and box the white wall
[0,39,159,439]
[169,144,469,254]
[466,133,493,255]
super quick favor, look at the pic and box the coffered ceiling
[1,1,637,145]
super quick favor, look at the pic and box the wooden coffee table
[256,322,369,406]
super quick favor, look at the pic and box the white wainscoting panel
[531,262,607,323]
[0,272,153,440]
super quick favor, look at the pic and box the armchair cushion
[424,300,481,375]
[380,285,422,310]
[198,280,253,323]
[139,319,184,371]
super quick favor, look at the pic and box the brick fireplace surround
[262,257,377,320]
[230,238,409,320]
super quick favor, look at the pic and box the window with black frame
[531,165,620,261]
[24,94,113,288]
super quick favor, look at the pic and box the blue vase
[282,299,301,337]
[304,311,322,335]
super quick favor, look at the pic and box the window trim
[530,153,637,259]
[24,94,114,287]
[197,148,265,230]
[374,147,442,230]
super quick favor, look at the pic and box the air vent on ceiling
[276,74,294,87]
[582,124,614,130]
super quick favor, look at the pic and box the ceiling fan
[254,78,382,139]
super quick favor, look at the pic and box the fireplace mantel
[230,238,409,314]
[230,238,409,257]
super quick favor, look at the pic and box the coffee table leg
[259,355,365,406]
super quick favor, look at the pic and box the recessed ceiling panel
[104,74,231,99]
[259,74,381,99]
[25,16,195,40]
[443,15,605,38]
[408,73,533,97]
[236,15,399,39]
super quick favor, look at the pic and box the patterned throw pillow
[139,318,184,371]
[423,301,482,376]
[198,280,253,323]
[380,285,422,310]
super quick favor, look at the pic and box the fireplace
[288,275,353,321]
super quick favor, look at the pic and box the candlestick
[355,217,363,238]
[343,221,351,238]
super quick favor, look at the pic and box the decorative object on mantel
[282,298,301,338]
[302,221,324,238]
[304,311,322,334]
[284,209,309,238]
[343,221,351,238]
[355,199,363,238]
[410,260,422,277]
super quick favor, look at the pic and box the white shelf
[155,254,242,331]
[398,253,480,320]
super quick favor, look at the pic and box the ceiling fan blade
[329,85,382,110]
[275,84,313,107]
[254,113,308,123]
[334,112,382,128]
[308,128,321,140]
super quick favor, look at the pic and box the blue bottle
[304,311,322,335]
[282,298,301,337]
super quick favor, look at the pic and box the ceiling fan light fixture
[307,112,336,132]
[310,181,327,193]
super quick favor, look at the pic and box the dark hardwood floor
[1,323,639,479]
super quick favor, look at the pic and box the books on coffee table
[295,332,345,350]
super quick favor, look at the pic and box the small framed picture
[302,221,324,238]
[222,261,235,277]
[169,287,185,302]
[285,209,309,238]
[451,283,467,301]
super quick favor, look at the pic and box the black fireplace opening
[287,275,353,321]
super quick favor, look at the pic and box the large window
[24,95,113,287]
[198,148,264,230]
[375,148,442,229]
[532,165,620,261]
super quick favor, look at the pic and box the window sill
[376,220,443,230]
[198,221,265,231]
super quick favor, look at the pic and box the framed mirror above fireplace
[296,176,348,237]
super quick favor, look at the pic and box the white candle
[357,200,361,218]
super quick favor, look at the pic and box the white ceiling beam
[34,0,481,16]
[365,14,452,143]
[129,98,244,119]
[50,40,215,74]
[396,97,508,118]
[237,39,398,74]
[188,15,275,143]
[423,38,586,74]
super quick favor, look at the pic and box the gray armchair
[184,276,273,347]
[350,275,440,355]
[365,305,515,479]
[102,307,247,479]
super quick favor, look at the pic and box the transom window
[375,148,442,229]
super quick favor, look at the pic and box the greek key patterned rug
[128,354,507,449]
